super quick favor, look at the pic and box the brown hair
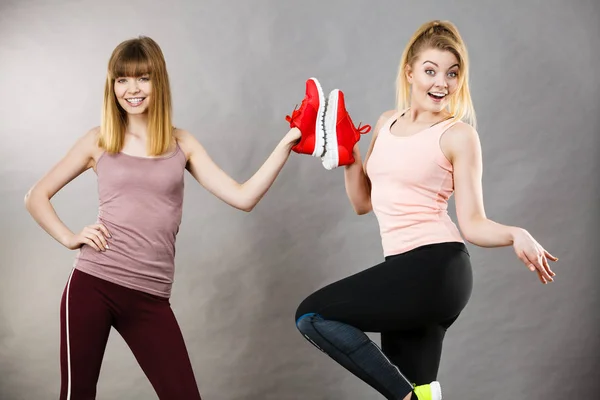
[99,36,173,155]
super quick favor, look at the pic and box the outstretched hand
[512,228,558,284]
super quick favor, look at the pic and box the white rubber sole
[310,77,326,158]
[321,89,340,170]
[431,381,443,400]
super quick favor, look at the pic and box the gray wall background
[1,0,598,399]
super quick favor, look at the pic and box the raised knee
[295,312,318,333]
[294,298,313,323]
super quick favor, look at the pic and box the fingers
[516,252,534,272]
[94,224,111,239]
[541,253,556,277]
[516,250,536,273]
[523,252,553,284]
[84,231,105,251]
[83,237,102,252]
[84,225,110,251]
[536,254,554,283]
[544,249,558,262]
[526,255,547,284]
[515,234,558,285]
[535,268,547,284]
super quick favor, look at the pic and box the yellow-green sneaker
[413,381,442,400]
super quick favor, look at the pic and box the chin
[427,101,447,113]
[128,108,149,115]
[118,104,149,115]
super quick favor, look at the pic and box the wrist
[508,226,524,244]
[277,138,294,154]
[59,230,74,248]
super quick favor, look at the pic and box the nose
[127,80,140,94]
[435,75,448,89]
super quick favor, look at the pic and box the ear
[405,64,413,84]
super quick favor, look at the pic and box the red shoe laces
[356,122,371,134]
[285,100,304,124]
[349,113,371,135]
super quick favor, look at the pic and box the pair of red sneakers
[285,78,371,170]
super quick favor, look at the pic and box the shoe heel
[431,381,442,400]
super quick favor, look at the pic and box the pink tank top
[366,112,464,257]
[74,143,187,298]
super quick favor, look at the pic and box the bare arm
[344,110,394,215]
[24,128,110,251]
[446,123,516,247]
[447,123,557,283]
[178,128,300,212]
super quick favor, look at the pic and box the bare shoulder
[173,128,201,160]
[445,121,480,147]
[363,110,396,169]
[371,109,396,139]
[173,127,192,142]
[82,126,101,146]
[29,126,104,198]
[441,121,481,163]
[80,126,104,166]
[378,109,396,126]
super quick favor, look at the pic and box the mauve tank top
[74,143,187,298]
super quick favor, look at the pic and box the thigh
[60,269,113,400]
[295,242,473,333]
[380,325,447,386]
[115,293,201,400]
[294,258,389,328]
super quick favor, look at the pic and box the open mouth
[428,92,446,100]
[125,97,146,106]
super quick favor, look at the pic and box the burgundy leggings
[60,269,202,399]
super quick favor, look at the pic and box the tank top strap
[380,109,406,137]
[428,116,461,139]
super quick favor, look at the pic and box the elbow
[462,231,475,245]
[459,218,484,245]
[24,188,35,212]
[238,198,256,212]
[458,222,474,244]
[352,203,372,215]
[355,207,371,215]
[24,187,49,214]
[234,185,256,212]
[241,204,254,212]
[351,198,372,215]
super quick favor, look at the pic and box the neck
[126,113,150,139]
[405,105,450,123]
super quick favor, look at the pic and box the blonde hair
[99,36,173,155]
[396,20,476,128]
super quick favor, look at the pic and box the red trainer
[285,78,326,157]
[322,89,371,170]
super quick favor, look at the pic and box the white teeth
[126,98,144,103]
[430,92,446,97]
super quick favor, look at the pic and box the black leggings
[295,242,473,399]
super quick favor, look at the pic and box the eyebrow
[423,60,459,69]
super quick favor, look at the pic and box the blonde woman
[24,36,305,399]
[295,20,558,400]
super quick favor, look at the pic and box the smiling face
[114,74,152,115]
[406,47,461,113]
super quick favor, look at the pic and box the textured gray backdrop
[1,0,598,399]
